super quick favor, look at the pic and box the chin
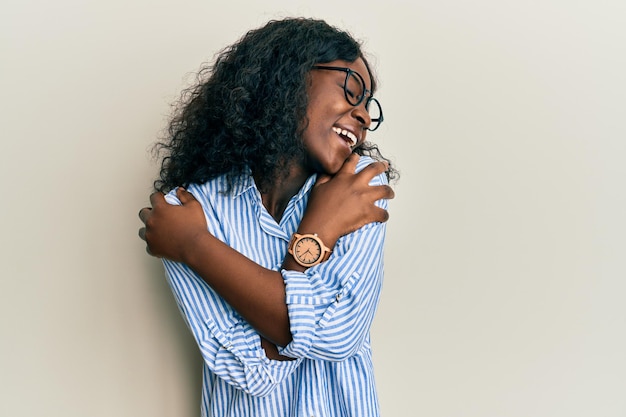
[308,152,349,176]
[322,161,344,175]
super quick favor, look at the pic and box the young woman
[138,17,397,417]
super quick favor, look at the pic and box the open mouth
[332,127,358,147]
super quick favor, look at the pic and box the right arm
[140,154,393,349]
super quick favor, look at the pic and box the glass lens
[344,71,365,106]
[365,98,383,131]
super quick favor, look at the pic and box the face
[301,58,374,175]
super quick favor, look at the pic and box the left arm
[279,206,387,361]
[139,156,393,349]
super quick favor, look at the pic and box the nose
[351,103,372,130]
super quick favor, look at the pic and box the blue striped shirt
[162,156,388,417]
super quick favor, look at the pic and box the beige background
[2,1,625,416]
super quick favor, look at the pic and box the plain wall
[1,1,624,416]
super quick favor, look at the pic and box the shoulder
[163,175,234,207]
[355,155,389,186]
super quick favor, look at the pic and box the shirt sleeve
[161,189,301,397]
[278,162,389,361]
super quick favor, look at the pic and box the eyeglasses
[312,65,384,131]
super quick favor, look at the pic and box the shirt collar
[231,174,257,198]
[292,173,317,202]
[231,171,318,202]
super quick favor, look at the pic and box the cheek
[305,107,332,131]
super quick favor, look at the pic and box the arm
[279,204,387,361]
[165,217,293,347]
[139,155,394,348]
[278,157,390,360]
[161,247,301,396]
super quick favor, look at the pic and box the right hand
[138,188,208,262]
[260,337,296,361]
[299,154,395,245]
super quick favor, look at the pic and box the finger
[365,185,395,207]
[138,207,151,224]
[146,245,158,257]
[315,173,332,186]
[372,206,390,223]
[149,191,166,208]
[176,187,198,205]
[359,160,389,179]
[375,184,395,200]
[338,153,360,174]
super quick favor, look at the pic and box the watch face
[294,236,321,265]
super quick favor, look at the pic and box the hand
[260,337,296,361]
[138,188,208,262]
[299,154,395,245]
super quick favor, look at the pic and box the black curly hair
[154,17,397,193]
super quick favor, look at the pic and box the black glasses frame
[311,65,384,131]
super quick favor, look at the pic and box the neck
[255,163,311,222]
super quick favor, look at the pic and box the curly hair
[154,17,398,193]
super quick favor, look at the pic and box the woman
[139,17,397,417]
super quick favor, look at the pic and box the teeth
[332,127,358,147]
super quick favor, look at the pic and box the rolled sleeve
[162,186,301,397]
[278,270,317,358]
[164,260,301,397]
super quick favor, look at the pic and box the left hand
[138,188,208,262]
[260,337,296,361]
[297,154,394,246]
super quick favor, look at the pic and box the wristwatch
[288,233,332,268]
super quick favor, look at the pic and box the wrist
[287,232,333,268]
[180,230,213,266]
[294,221,339,250]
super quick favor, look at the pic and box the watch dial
[295,237,321,264]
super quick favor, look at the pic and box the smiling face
[300,58,374,175]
